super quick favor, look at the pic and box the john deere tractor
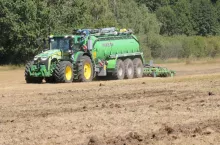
[25,27,174,84]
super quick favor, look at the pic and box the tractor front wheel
[25,61,34,83]
[25,61,43,84]
[54,61,73,83]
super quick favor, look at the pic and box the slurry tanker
[25,27,175,83]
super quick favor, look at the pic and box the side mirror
[88,39,93,50]
[69,39,73,50]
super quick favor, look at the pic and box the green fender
[73,51,85,62]
[107,59,117,70]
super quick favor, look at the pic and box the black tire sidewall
[133,58,143,78]
[55,61,74,83]
[25,61,34,83]
[115,59,125,80]
[78,56,93,82]
[25,61,43,84]
[124,58,134,79]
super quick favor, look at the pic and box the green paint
[73,51,84,62]
[35,49,61,58]
[90,34,141,63]
[107,59,116,69]
[143,66,176,77]
[29,64,51,77]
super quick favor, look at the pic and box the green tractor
[25,27,174,84]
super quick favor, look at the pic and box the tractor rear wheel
[113,59,125,80]
[124,58,134,79]
[54,61,73,83]
[78,56,93,82]
[133,58,143,78]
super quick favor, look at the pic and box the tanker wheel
[133,58,143,78]
[54,61,73,83]
[78,56,93,82]
[124,58,134,79]
[113,59,125,80]
[25,61,43,84]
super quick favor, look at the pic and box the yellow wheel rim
[65,66,72,81]
[84,62,92,80]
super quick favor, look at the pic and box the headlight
[41,57,48,61]
[34,57,38,61]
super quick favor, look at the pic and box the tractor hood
[34,49,61,60]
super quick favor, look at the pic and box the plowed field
[0,61,220,145]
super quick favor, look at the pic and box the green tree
[156,6,177,35]
[0,0,51,64]
[173,0,194,35]
[135,0,178,11]
[216,1,220,32]
[191,0,219,36]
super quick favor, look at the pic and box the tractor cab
[48,35,73,52]
[47,35,85,52]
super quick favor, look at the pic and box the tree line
[136,0,220,36]
[0,0,220,64]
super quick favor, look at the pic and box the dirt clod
[164,126,174,135]
[202,128,214,135]
[126,132,143,142]
[172,135,178,139]
[115,104,121,108]
[208,92,214,96]
[193,127,202,134]
[88,136,104,145]
[101,103,106,108]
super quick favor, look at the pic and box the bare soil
[0,62,220,145]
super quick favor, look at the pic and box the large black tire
[77,56,93,82]
[54,61,73,83]
[25,61,43,84]
[33,78,43,84]
[133,58,143,78]
[45,77,55,83]
[113,59,125,80]
[25,61,34,83]
[124,58,134,79]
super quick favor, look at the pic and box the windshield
[50,38,70,51]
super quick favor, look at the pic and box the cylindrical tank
[91,35,140,61]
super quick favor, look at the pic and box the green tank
[89,35,140,62]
